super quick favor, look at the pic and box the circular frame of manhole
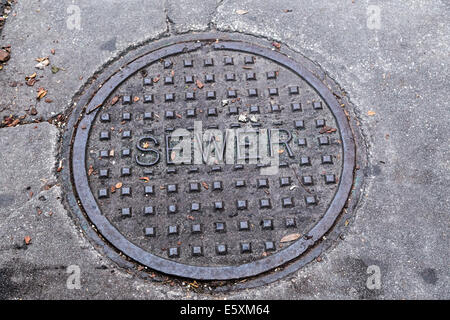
[64,34,356,282]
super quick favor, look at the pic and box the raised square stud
[144,185,154,195]
[318,136,330,145]
[268,88,279,96]
[215,222,226,233]
[168,225,178,235]
[239,221,250,231]
[264,241,276,251]
[98,188,109,198]
[282,197,294,208]
[121,167,131,176]
[289,86,299,95]
[167,204,177,214]
[266,71,277,79]
[216,244,227,255]
[280,177,291,187]
[313,101,323,110]
[191,224,202,234]
[291,103,302,112]
[189,182,201,192]
[144,227,155,237]
[212,181,223,191]
[300,157,311,166]
[305,195,317,206]
[324,174,336,184]
[236,200,248,210]
[223,57,234,65]
[214,201,224,210]
[167,184,178,193]
[168,247,179,258]
[240,242,252,254]
[192,246,203,257]
[285,217,296,228]
[261,219,274,230]
[259,198,272,209]
[121,207,132,218]
[144,206,155,216]
[322,155,333,164]
[257,178,269,188]
[121,187,131,197]
[302,176,314,186]
[100,113,110,122]
[191,202,201,212]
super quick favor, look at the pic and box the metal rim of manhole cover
[68,36,355,281]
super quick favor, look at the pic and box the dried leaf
[139,177,150,183]
[51,65,60,74]
[319,126,337,134]
[133,96,140,102]
[24,236,32,245]
[37,87,48,100]
[280,233,301,243]
[111,96,120,105]
[272,42,281,50]
[115,182,123,189]
[88,165,94,176]
[142,142,150,149]
[236,9,248,15]
[367,110,376,116]
[195,79,204,89]
[201,182,209,190]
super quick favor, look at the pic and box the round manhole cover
[69,37,355,280]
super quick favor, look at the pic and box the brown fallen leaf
[196,79,204,89]
[26,78,37,86]
[24,236,32,245]
[115,182,123,189]
[272,42,281,50]
[201,182,209,190]
[153,76,160,83]
[45,98,53,103]
[37,87,48,100]
[133,96,140,102]
[280,233,302,243]
[139,177,150,183]
[236,9,248,15]
[319,126,337,134]
[88,165,94,176]
[142,142,150,149]
[110,186,116,193]
[187,215,195,221]
[367,110,376,116]
[51,49,56,55]
[0,49,10,62]
[111,96,120,105]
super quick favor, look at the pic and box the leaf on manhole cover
[196,79,204,89]
[272,42,281,50]
[111,96,120,105]
[115,182,123,189]
[280,233,301,243]
[319,126,337,134]
[236,9,248,15]
[24,236,32,245]
[139,177,150,183]
[36,87,48,100]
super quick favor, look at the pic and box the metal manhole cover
[70,38,355,280]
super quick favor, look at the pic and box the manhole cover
[70,38,355,280]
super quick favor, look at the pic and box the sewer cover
[71,38,355,280]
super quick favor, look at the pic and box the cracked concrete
[0,0,449,299]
